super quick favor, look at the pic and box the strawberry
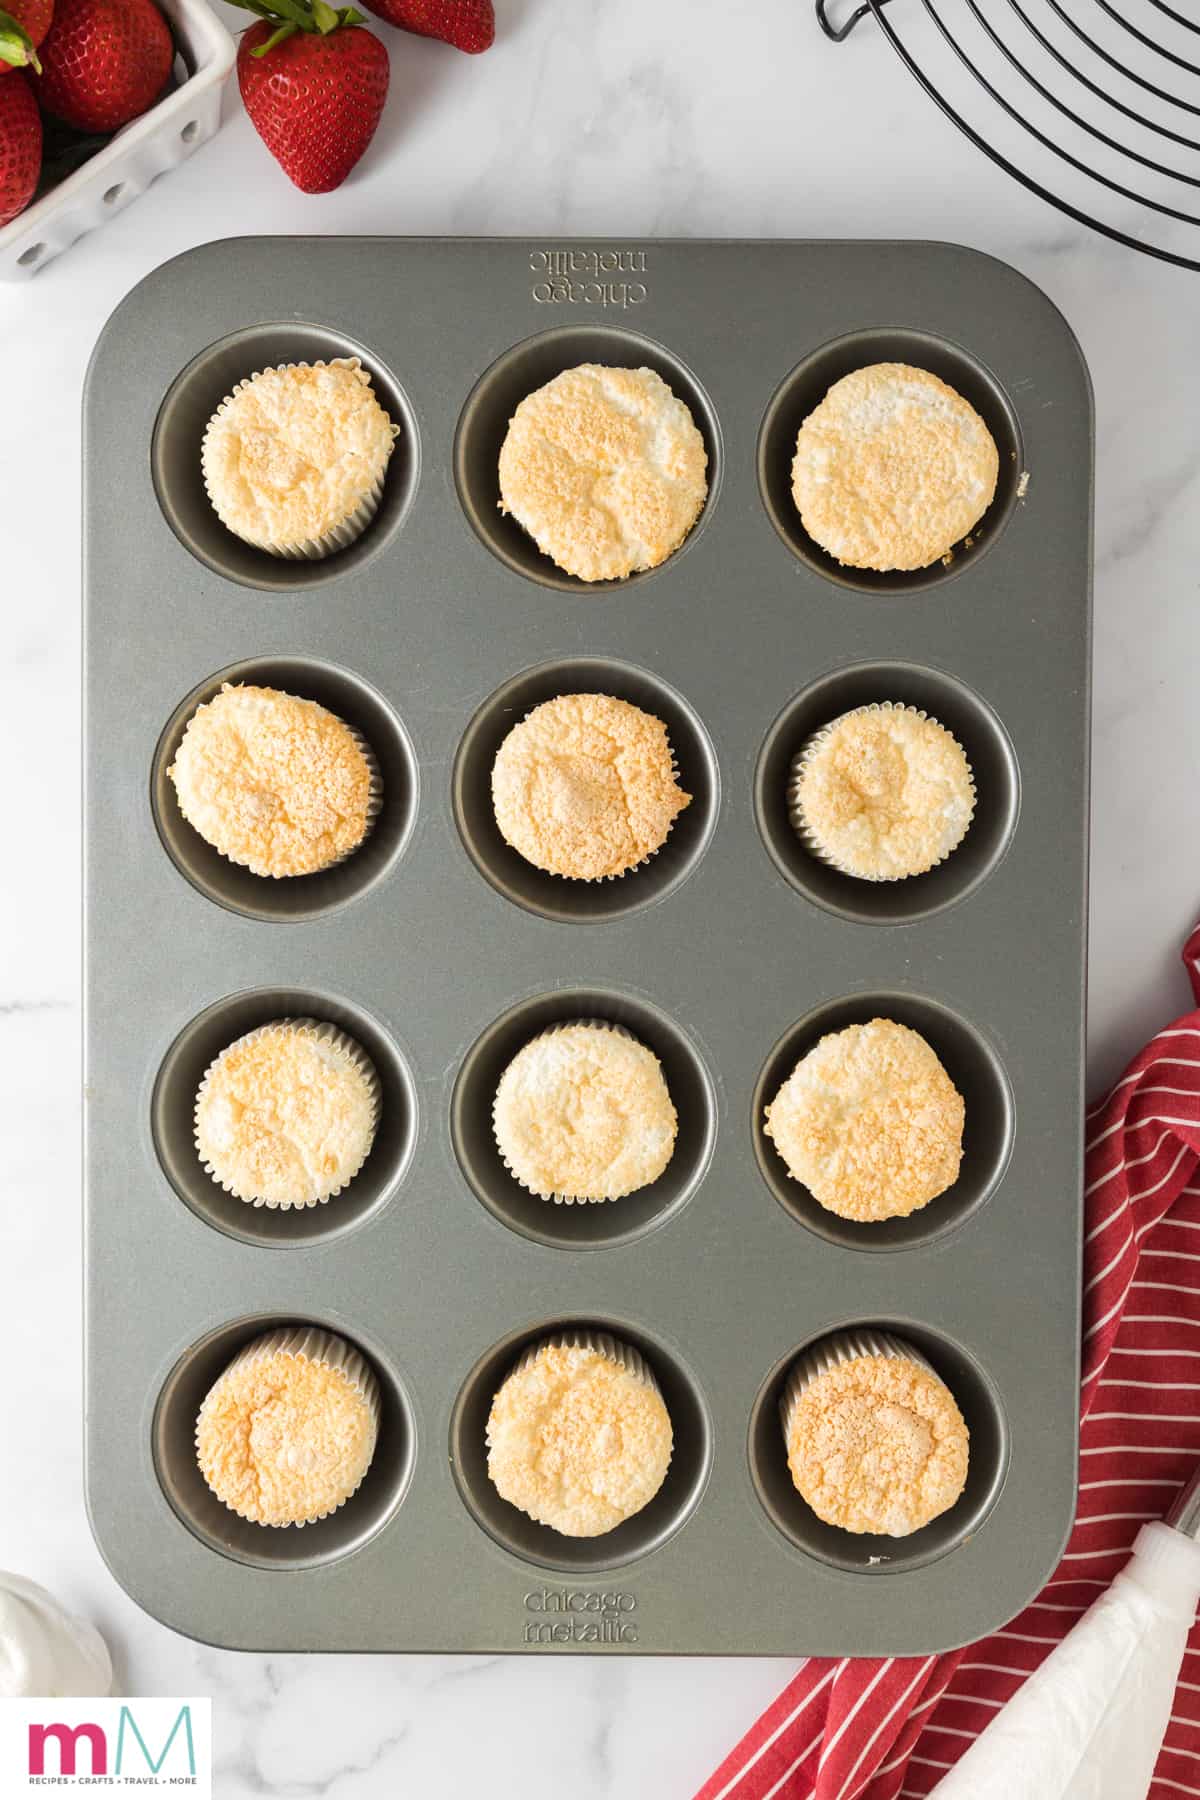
[0,0,54,74]
[359,0,491,53]
[0,68,41,223]
[36,0,172,131]
[234,2,388,194]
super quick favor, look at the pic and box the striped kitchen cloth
[696,924,1200,1800]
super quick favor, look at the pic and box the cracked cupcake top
[791,704,974,881]
[493,1022,677,1201]
[487,1339,673,1537]
[491,692,690,881]
[784,1349,969,1536]
[791,362,999,572]
[764,1018,964,1222]
[196,1330,378,1528]
[168,683,375,879]
[195,1020,379,1209]
[498,364,708,581]
[202,358,397,552]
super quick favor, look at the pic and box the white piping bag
[930,1465,1200,1799]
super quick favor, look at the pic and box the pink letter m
[28,1722,107,1776]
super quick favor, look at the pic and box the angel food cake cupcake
[498,364,708,581]
[781,1331,969,1536]
[487,1333,673,1537]
[201,357,398,559]
[493,1022,677,1203]
[790,703,974,882]
[195,1019,380,1210]
[167,684,378,879]
[791,362,999,572]
[196,1326,379,1528]
[764,1019,964,1223]
[491,693,691,881]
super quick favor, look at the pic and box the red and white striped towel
[697,926,1200,1800]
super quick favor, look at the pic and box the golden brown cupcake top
[196,1332,378,1527]
[791,362,999,571]
[491,692,691,881]
[792,704,974,881]
[168,683,374,879]
[493,1022,677,1201]
[487,1340,673,1536]
[498,364,708,581]
[195,1021,379,1209]
[764,1018,964,1222]
[785,1350,968,1535]
[201,358,397,552]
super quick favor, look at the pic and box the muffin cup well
[194,1017,381,1210]
[491,1018,664,1206]
[195,1324,380,1529]
[201,357,399,561]
[787,702,976,882]
[455,657,719,926]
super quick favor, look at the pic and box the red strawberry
[36,0,172,132]
[359,0,491,52]
[0,0,55,74]
[236,8,388,194]
[0,68,40,223]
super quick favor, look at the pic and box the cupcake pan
[84,237,1091,1654]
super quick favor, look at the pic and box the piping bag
[930,1464,1200,1799]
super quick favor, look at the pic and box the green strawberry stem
[226,0,363,53]
[0,5,40,73]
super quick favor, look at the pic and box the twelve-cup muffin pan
[83,236,1092,1654]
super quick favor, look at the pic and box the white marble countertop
[3,0,1199,1790]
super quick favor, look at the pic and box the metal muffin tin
[83,236,1092,1655]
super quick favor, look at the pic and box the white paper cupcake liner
[201,357,399,561]
[508,1327,660,1396]
[194,1018,381,1209]
[779,1327,936,1447]
[492,1019,659,1205]
[787,702,976,882]
[196,1324,380,1528]
[328,719,383,871]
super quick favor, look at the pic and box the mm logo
[1,1698,211,1793]
[29,1704,196,1776]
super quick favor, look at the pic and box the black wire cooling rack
[816,0,1200,271]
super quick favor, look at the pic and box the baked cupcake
[195,1018,380,1210]
[167,683,378,879]
[498,364,708,581]
[491,692,691,881]
[493,1022,677,1203]
[196,1326,379,1528]
[487,1331,673,1536]
[764,1019,964,1222]
[201,357,398,559]
[789,702,974,881]
[781,1330,969,1535]
[791,362,999,571]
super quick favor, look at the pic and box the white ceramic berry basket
[0,0,234,281]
